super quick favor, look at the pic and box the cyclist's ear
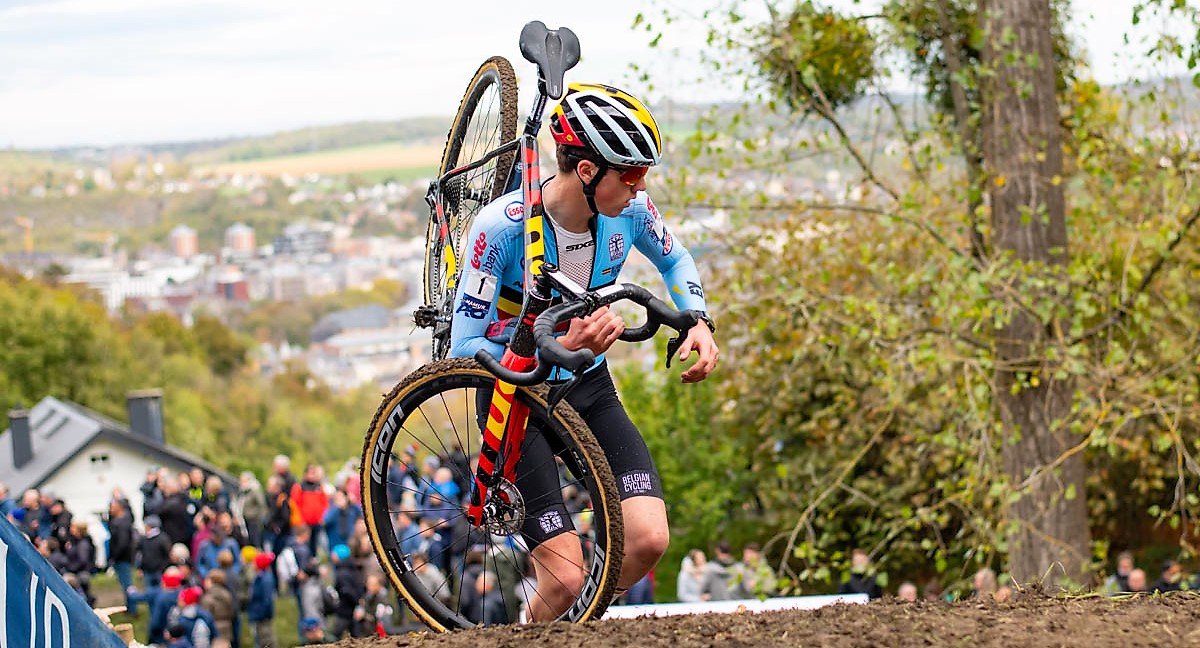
[576,158,600,183]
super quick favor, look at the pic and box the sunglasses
[611,164,649,187]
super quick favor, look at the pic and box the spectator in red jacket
[290,464,329,558]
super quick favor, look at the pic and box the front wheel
[360,358,624,631]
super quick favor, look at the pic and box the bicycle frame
[462,95,558,525]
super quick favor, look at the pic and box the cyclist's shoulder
[474,189,527,234]
[619,192,674,236]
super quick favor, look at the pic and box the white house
[0,391,234,535]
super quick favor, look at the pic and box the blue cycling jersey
[449,180,709,376]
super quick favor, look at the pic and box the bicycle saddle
[519,20,580,100]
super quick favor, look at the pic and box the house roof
[0,396,234,494]
[310,303,392,342]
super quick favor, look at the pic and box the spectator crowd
[2,453,1194,648]
[0,447,642,646]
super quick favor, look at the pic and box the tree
[634,0,1200,593]
[980,0,1089,586]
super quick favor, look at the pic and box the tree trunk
[980,0,1091,587]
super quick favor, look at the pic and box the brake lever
[547,373,582,414]
[665,335,685,369]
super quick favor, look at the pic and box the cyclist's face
[594,165,648,216]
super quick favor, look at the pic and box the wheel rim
[425,59,517,362]
[361,362,619,629]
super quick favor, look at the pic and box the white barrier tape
[603,593,870,619]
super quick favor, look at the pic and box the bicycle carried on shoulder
[359,21,703,631]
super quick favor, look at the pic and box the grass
[193,142,442,178]
[93,571,302,647]
[346,165,440,185]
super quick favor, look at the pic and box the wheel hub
[480,477,525,536]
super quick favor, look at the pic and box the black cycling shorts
[474,360,663,549]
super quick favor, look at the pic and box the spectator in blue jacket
[247,552,276,648]
[148,567,184,644]
[196,526,241,579]
[172,586,218,648]
[322,489,362,553]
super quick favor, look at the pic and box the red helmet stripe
[551,112,585,147]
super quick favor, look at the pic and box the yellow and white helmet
[549,83,662,167]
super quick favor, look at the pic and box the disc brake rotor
[480,477,525,536]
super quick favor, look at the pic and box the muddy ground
[319,591,1200,647]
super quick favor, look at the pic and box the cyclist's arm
[448,216,520,361]
[633,196,719,382]
[631,197,710,314]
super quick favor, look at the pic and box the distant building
[310,304,392,343]
[169,224,198,258]
[272,222,332,256]
[307,326,427,392]
[224,223,256,256]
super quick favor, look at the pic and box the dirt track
[319,592,1200,647]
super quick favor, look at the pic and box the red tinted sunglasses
[612,165,649,187]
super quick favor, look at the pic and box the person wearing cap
[173,585,217,648]
[247,552,276,648]
[448,83,718,622]
[148,566,184,644]
[300,615,332,645]
[330,544,363,639]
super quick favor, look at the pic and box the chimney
[127,389,165,445]
[9,405,32,469]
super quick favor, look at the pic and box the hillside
[180,117,448,165]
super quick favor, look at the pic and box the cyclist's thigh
[473,386,575,549]
[561,362,664,501]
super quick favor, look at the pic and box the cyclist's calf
[527,534,588,622]
[619,497,670,588]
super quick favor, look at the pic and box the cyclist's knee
[626,527,669,565]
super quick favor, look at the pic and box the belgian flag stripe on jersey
[497,284,523,319]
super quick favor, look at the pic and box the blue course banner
[1,516,126,648]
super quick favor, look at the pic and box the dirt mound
[319,592,1200,647]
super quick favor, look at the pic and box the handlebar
[474,283,701,386]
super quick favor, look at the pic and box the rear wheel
[424,57,518,361]
[360,358,624,631]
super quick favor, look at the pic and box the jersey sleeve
[631,195,710,313]
[448,206,520,361]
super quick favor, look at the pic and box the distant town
[2,161,435,394]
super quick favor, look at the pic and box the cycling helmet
[550,83,662,167]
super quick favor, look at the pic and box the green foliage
[754,2,877,114]
[614,354,746,599]
[0,270,375,476]
[882,0,1076,124]
[635,0,1200,597]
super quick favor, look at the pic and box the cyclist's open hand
[561,305,625,356]
[678,322,719,383]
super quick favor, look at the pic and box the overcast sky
[0,0,1181,149]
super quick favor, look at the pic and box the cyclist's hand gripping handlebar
[474,283,701,386]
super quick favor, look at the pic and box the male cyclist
[450,83,719,621]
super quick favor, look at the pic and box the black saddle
[519,20,581,100]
